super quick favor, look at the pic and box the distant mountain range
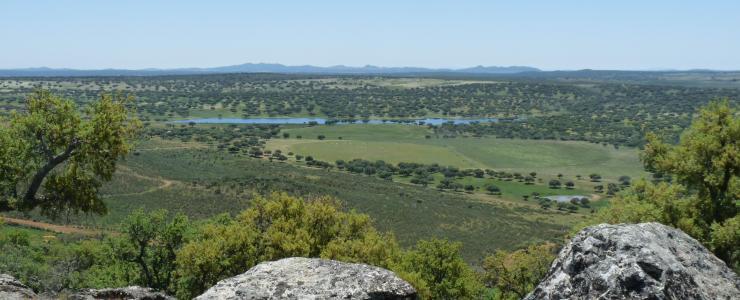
[0,63,541,77]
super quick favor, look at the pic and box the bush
[395,239,483,299]
[483,243,557,299]
[548,179,561,189]
[486,185,501,195]
[174,193,397,298]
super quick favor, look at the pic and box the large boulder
[0,274,37,300]
[196,257,417,300]
[69,286,174,300]
[525,223,740,300]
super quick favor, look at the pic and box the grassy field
[278,139,481,168]
[269,124,647,181]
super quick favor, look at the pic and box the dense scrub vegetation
[0,193,489,299]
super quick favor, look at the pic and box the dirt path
[1,216,102,236]
[135,145,206,151]
[105,166,179,197]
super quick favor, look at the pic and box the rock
[196,257,417,300]
[525,222,740,300]
[69,286,174,300]
[0,274,37,300]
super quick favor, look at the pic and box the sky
[1,1,739,70]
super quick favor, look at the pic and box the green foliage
[174,193,398,299]
[0,234,56,292]
[0,226,114,293]
[64,239,136,290]
[0,126,27,211]
[395,239,484,300]
[0,90,140,218]
[482,243,557,300]
[589,180,694,231]
[710,216,740,271]
[642,99,738,228]
[120,209,189,293]
[486,185,501,195]
[2,187,552,299]
[590,100,739,270]
[173,193,487,299]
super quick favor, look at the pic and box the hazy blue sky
[1,1,739,70]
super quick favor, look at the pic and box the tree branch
[22,138,80,208]
[36,131,54,160]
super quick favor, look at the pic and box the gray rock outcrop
[0,274,37,300]
[195,257,417,300]
[69,286,174,300]
[525,222,740,300]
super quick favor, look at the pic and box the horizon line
[1,62,739,73]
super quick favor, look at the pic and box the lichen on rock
[195,257,417,300]
[525,222,740,300]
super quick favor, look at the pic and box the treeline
[309,158,626,205]
[3,75,738,146]
[336,159,527,181]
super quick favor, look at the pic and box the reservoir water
[544,195,590,203]
[173,117,500,125]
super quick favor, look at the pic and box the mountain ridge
[0,63,541,77]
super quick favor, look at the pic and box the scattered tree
[486,185,501,195]
[548,179,561,189]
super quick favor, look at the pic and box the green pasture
[270,124,647,181]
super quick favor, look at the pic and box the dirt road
[1,216,102,236]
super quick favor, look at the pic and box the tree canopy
[591,99,739,271]
[0,90,140,218]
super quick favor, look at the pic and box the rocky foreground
[69,287,174,300]
[0,258,416,300]
[0,274,37,300]
[525,222,740,300]
[1,222,738,299]
[195,257,417,300]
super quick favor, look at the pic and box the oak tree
[0,90,140,218]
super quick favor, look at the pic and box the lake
[173,117,501,125]
[545,195,590,203]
